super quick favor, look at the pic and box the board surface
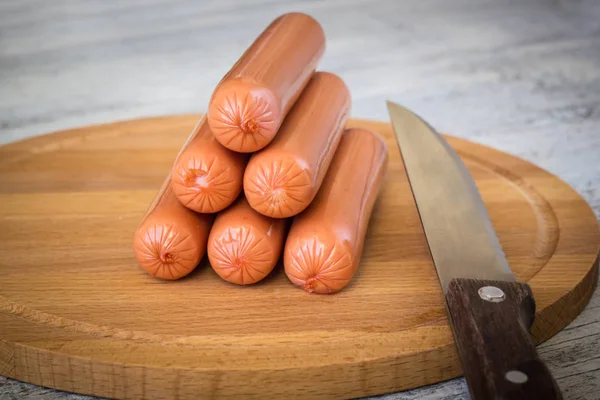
[0,115,598,399]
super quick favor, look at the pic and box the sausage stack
[133,13,388,294]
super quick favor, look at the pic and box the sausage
[207,12,325,153]
[207,196,287,285]
[283,128,388,293]
[243,72,350,218]
[171,116,248,213]
[133,175,213,280]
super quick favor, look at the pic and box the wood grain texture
[445,279,561,399]
[0,115,598,399]
[1,0,600,398]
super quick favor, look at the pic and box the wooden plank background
[0,0,599,398]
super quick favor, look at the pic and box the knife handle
[445,278,562,400]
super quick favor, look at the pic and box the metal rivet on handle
[478,286,505,303]
[505,370,528,384]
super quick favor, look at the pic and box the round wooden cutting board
[0,115,598,399]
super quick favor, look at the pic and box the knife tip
[386,100,397,112]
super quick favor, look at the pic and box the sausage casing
[171,117,248,213]
[207,13,325,153]
[207,196,287,285]
[244,72,350,218]
[283,128,388,293]
[133,176,213,280]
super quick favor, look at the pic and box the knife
[387,101,562,400]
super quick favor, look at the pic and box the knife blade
[387,101,562,400]
[386,101,515,292]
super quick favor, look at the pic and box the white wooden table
[1,0,599,399]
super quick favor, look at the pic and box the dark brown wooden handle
[445,278,562,400]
